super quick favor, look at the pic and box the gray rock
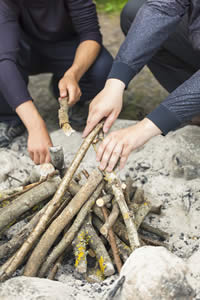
[105,246,194,300]
[0,276,89,300]
[187,250,200,298]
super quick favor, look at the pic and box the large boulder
[105,246,194,300]
[0,276,89,300]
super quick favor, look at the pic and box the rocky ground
[0,12,199,300]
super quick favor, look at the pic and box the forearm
[64,40,101,81]
[16,101,45,133]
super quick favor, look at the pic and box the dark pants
[0,35,113,122]
[121,0,200,93]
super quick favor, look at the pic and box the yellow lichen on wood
[98,256,107,274]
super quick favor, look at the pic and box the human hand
[97,118,161,172]
[82,79,125,138]
[58,70,82,106]
[28,119,53,165]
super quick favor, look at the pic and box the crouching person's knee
[120,0,146,35]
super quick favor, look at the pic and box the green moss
[95,0,128,13]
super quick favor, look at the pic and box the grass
[95,0,128,13]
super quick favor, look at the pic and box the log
[101,206,122,273]
[96,195,112,208]
[135,201,152,229]
[38,182,104,277]
[105,172,140,251]
[73,227,87,274]
[140,222,169,240]
[93,216,131,263]
[47,254,64,280]
[0,176,61,233]
[84,216,115,277]
[0,122,103,282]
[100,202,119,237]
[24,169,103,277]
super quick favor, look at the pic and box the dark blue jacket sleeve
[107,0,195,134]
[66,0,102,44]
[0,0,32,111]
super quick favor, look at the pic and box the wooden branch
[58,96,75,136]
[47,254,64,280]
[96,194,112,208]
[105,172,140,251]
[73,227,87,274]
[24,169,103,277]
[38,182,104,278]
[150,205,162,215]
[140,222,169,240]
[132,187,145,204]
[0,203,48,260]
[93,206,129,245]
[0,176,61,233]
[93,216,131,263]
[101,206,122,273]
[139,234,168,248]
[100,203,119,237]
[84,216,115,277]
[0,122,104,282]
[134,201,152,229]
[49,146,64,170]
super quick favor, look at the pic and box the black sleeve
[0,0,32,111]
[66,0,102,44]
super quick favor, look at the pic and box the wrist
[64,66,81,82]
[105,78,126,92]
[140,118,162,138]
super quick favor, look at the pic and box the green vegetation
[95,0,128,13]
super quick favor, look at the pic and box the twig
[140,222,169,240]
[73,227,87,274]
[58,96,75,137]
[96,195,112,208]
[100,203,119,237]
[101,206,122,273]
[84,215,115,277]
[47,254,64,280]
[105,172,140,251]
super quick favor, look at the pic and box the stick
[0,122,103,282]
[58,96,75,136]
[101,206,122,273]
[38,182,104,278]
[96,195,112,208]
[100,202,119,237]
[105,172,140,251]
[47,254,64,280]
[140,222,169,240]
[0,203,48,260]
[73,227,87,274]
[139,234,168,248]
[0,176,61,233]
[134,201,152,229]
[84,216,115,277]
[93,216,131,263]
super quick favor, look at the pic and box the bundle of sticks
[0,99,168,283]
